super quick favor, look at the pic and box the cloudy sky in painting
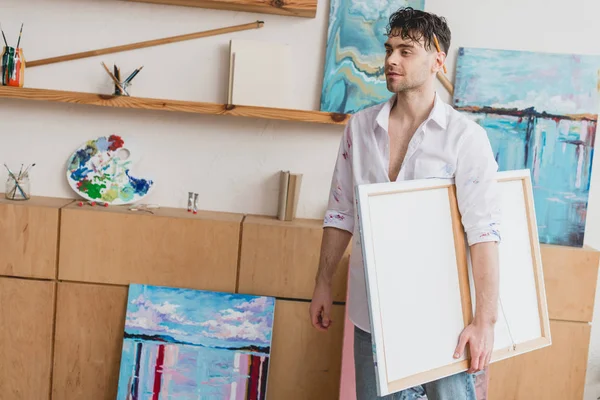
[453,47,600,115]
[124,284,275,349]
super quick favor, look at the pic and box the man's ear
[435,51,447,73]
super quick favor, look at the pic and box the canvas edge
[519,170,553,346]
[355,183,389,396]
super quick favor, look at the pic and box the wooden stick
[437,72,454,96]
[25,20,264,68]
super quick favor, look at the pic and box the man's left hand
[453,320,495,374]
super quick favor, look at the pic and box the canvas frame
[355,169,551,396]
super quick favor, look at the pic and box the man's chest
[354,132,458,184]
[387,129,414,181]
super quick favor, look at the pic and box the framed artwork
[116,284,276,399]
[320,0,425,114]
[453,47,600,247]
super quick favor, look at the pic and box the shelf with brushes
[0,86,350,126]
[121,0,318,18]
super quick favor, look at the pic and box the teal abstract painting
[453,47,600,247]
[116,284,276,400]
[320,0,425,114]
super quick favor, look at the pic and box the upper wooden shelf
[0,86,349,126]
[122,0,317,18]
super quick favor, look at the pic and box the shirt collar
[374,92,448,132]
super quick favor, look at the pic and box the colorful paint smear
[116,284,276,400]
[1,46,24,87]
[320,0,425,114]
[66,135,153,205]
[453,47,600,247]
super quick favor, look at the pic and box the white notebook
[228,39,293,109]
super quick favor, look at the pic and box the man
[309,7,501,400]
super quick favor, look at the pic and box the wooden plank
[0,277,55,400]
[238,215,349,301]
[52,282,128,400]
[488,320,591,400]
[268,300,345,399]
[0,86,349,125]
[124,0,317,18]
[541,244,599,322]
[0,195,72,279]
[26,21,264,68]
[58,204,242,291]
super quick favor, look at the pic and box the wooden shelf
[122,0,317,18]
[0,86,349,125]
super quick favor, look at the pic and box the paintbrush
[123,65,144,85]
[0,23,8,47]
[22,163,35,177]
[101,62,127,95]
[16,23,23,48]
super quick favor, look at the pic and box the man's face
[384,30,439,93]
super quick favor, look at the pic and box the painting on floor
[453,47,600,247]
[116,284,276,400]
[320,0,425,114]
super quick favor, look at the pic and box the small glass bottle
[5,175,30,200]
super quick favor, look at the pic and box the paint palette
[66,135,153,205]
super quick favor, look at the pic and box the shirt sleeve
[323,121,355,234]
[454,123,502,246]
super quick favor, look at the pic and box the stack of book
[277,170,302,221]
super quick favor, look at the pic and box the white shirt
[323,93,502,333]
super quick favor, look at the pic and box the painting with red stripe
[116,284,276,400]
[66,135,154,205]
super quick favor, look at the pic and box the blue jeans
[354,326,477,400]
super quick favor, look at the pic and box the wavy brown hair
[386,7,451,54]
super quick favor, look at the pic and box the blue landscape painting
[320,0,425,114]
[453,47,600,247]
[116,284,276,400]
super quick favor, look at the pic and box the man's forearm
[470,241,499,325]
[315,227,352,286]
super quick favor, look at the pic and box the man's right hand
[309,279,333,332]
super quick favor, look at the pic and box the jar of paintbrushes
[1,23,25,87]
[4,163,33,200]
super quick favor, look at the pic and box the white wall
[1,0,600,396]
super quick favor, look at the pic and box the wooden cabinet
[239,215,349,301]
[52,282,128,400]
[0,196,72,279]
[0,277,55,399]
[58,204,243,292]
[0,196,596,400]
[267,300,345,399]
[489,320,590,400]
[486,244,599,400]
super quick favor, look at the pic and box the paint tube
[193,193,199,214]
[187,192,194,212]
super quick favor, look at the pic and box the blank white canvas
[364,187,466,383]
[357,169,550,396]
[467,178,543,353]
[228,39,293,109]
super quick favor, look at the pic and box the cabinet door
[488,320,590,400]
[0,277,55,399]
[52,282,128,400]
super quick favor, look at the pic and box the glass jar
[1,46,25,87]
[5,175,30,200]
